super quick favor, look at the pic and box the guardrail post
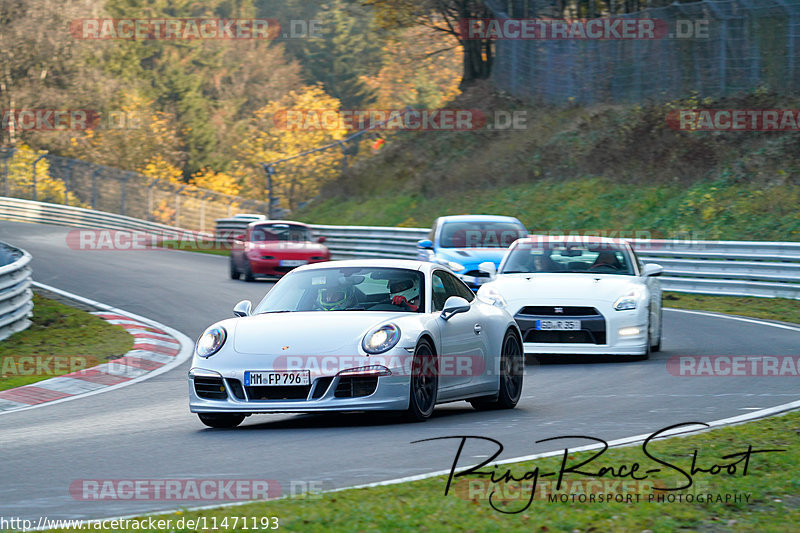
[31,154,46,202]
[2,149,12,197]
[91,168,101,209]
[64,159,76,204]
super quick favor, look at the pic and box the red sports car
[230,221,331,281]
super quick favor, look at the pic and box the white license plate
[279,259,308,267]
[244,371,310,386]
[536,319,581,331]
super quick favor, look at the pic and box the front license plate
[245,371,310,386]
[536,319,581,331]
[279,259,308,267]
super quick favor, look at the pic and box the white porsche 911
[189,260,524,428]
[476,237,663,359]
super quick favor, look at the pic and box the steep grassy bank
[297,83,800,241]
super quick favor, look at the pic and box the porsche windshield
[438,221,527,248]
[500,242,635,275]
[254,267,426,313]
[250,224,313,242]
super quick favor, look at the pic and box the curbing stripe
[0,282,194,415]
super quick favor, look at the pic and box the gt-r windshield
[500,242,635,275]
[254,267,426,313]
[438,221,527,248]
[250,224,313,242]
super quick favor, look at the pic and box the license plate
[536,319,581,331]
[244,371,310,386]
[279,259,308,267]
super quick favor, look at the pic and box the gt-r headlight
[613,288,642,311]
[477,285,507,306]
[438,259,465,272]
[196,325,227,358]
[362,323,401,354]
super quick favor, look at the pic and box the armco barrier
[0,241,33,341]
[0,197,797,300]
[0,197,211,239]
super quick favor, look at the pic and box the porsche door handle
[473,324,482,335]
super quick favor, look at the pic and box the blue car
[417,215,528,290]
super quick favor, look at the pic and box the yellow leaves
[5,144,85,206]
[139,155,183,183]
[190,168,241,196]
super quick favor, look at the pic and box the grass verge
[664,291,800,325]
[35,410,800,532]
[0,293,133,391]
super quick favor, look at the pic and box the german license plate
[244,371,310,386]
[279,259,308,267]
[535,319,581,331]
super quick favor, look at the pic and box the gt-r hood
[232,311,406,355]
[486,273,643,304]
[436,247,507,267]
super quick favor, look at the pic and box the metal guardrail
[215,218,800,299]
[0,197,211,239]
[0,241,33,342]
[0,198,797,301]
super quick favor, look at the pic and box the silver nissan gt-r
[189,259,524,428]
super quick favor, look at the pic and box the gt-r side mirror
[317,236,327,244]
[478,261,497,279]
[417,239,433,249]
[440,296,471,321]
[233,300,252,317]
[643,263,663,277]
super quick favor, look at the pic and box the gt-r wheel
[406,339,437,422]
[471,330,523,410]
[229,257,239,280]
[242,261,255,282]
[198,413,245,428]
[651,309,663,352]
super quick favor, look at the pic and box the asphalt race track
[1,220,799,520]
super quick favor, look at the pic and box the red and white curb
[0,282,193,415]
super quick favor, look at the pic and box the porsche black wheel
[406,339,438,422]
[471,330,524,410]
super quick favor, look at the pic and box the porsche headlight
[613,289,642,311]
[362,323,401,354]
[196,326,227,358]
[477,285,507,307]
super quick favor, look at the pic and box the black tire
[242,261,255,282]
[229,257,240,280]
[198,413,245,428]
[406,339,438,422]
[471,330,524,410]
[651,309,663,352]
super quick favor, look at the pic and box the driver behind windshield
[316,285,355,311]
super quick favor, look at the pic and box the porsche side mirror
[643,263,663,277]
[440,296,470,321]
[417,239,433,249]
[478,261,497,279]
[233,300,252,317]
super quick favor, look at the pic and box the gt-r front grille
[524,330,607,344]
[518,306,600,316]
[244,385,311,400]
[464,270,490,279]
[334,376,379,398]
[194,377,228,400]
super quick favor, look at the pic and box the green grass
[34,410,800,532]
[664,291,800,325]
[0,294,133,391]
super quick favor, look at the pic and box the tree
[367,0,494,88]
[234,85,347,211]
